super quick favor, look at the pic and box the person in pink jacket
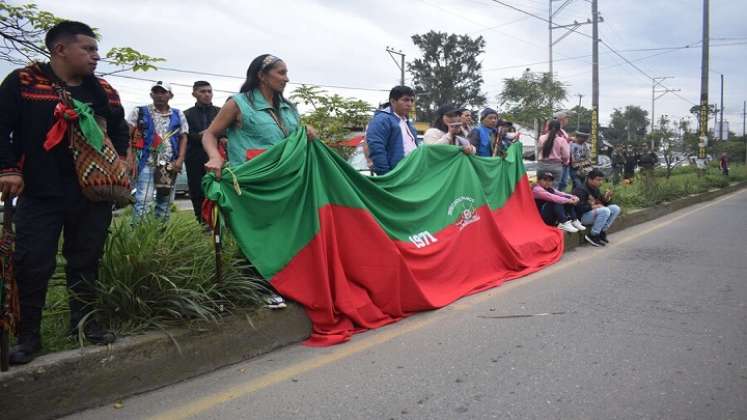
[536,120,570,189]
[532,171,586,233]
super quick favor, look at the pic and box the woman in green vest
[202,54,316,309]
[203,54,315,172]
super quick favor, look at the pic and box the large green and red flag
[204,129,563,346]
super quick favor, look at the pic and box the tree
[498,69,567,133]
[0,2,162,71]
[654,115,680,178]
[290,85,371,159]
[409,31,486,122]
[605,105,649,145]
[569,105,592,133]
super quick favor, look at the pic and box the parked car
[174,168,189,197]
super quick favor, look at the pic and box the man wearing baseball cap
[126,81,189,221]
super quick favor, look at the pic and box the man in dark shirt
[573,169,622,247]
[183,81,222,222]
[0,21,127,364]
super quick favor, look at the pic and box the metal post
[698,0,709,162]
[651,81,655,147]
[590,0,599,161]
[548,0,594,113]
[713,105,718,134]
[549,0,553,78]
[400,55,405,86]
[719,73,724,140]
[386,47,406,86]
[743,100,746,163]
[576,94,583,132]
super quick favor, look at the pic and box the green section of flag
[203,129,526,279]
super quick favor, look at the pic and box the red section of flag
[271,177,563,346]
[337,135,365,148]
[245,149,267,161]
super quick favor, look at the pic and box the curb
[0,304,311,420]
[1,181,744,420]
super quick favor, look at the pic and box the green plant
[93,214,268,334]
[609,164,746,211]
[291,85,370,160]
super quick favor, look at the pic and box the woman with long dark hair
[422,104,476,154]
[203,54,315,174]
[536,120,570,189]
[202,54,316,309]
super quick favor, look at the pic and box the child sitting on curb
[532,172,586,233]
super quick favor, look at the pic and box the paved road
[70,190,747,420]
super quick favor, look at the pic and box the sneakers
[557,220,579,233]
[9,334,42,365]
[264,293,287,309]
[571,219,586,231]
[584,233,605,247]
[598,231,610,244]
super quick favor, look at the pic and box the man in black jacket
[183,81,223,222]
[573,169,622,247]
[0,21,126,364]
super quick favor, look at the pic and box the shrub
[92,214,268,334]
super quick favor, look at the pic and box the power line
[488,0,593,39]
[484,41,743,72]
[414,0,553,52]
[560,47,686,80]
[598,39,697,106]
[101,61,389,93]
[486,0,720,109]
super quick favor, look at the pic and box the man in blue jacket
[366,86,418,175]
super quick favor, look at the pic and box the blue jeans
[558,165,571,192]
[580,204,621,235]
[133,164,175,221]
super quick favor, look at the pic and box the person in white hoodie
[532,171,586,233]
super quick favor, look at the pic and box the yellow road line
[149,189,743,420]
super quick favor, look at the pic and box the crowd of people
[527,110,622,246]
[0,20,624,365]
[0,22,310,364]
[610,143,659,185]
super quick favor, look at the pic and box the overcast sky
[3,0,746,133]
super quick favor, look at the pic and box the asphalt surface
[69,190,747,420]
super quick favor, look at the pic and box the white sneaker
[557,221,579,233]
[571,219,586,231]
[264,293,287,309]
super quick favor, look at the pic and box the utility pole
[549,0,553,78]
[591,0,599,161]
[698,0,709,165]
[548,0,595,110]
[743,100,746,163]
[719,73,724,140]
[651,76,679,149]
[712,104,719,134]
[385,47,406,86]
[576,94,583,132]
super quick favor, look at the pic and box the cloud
[1,0,744,130]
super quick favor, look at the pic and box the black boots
[9,334,42,365]
[69,319,116,345]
